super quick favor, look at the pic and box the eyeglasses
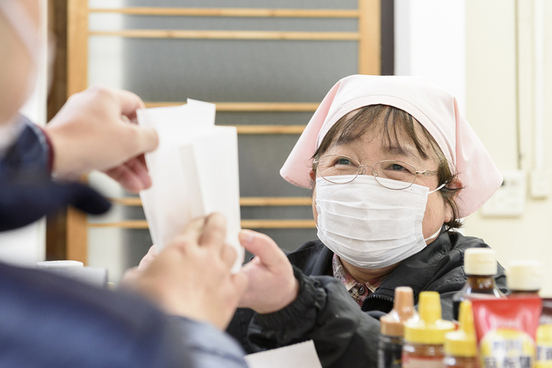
[313,154,439,190]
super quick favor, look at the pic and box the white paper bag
[137,99,244,272]
[244,340,323,368]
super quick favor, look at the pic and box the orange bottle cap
[380,286,419,337]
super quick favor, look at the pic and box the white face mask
[315,175,444,269]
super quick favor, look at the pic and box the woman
[226,75,508,367]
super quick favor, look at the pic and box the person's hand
[121,214,248,330]
[238,229,299,314]
[45,85,158,192]
[121,244,158,284]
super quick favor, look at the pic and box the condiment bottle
[536,324,552,368]
[508,261,549,368]
[452,248,504,320]
[402,291,455,368]
[507,260,542,295]
[443,300,479,368]
[378,287,419,368]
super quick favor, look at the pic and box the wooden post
[66,0,89,263]
[358,0,381,75]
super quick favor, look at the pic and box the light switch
[480,170,525,217]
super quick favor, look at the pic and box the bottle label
[402,355,443,368]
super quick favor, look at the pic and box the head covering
[280,75,502,218]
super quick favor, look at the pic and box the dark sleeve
[247,267,380,368]
[171,316,248,368]
[0,115,52,177]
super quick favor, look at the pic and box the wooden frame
[66,0,381,263]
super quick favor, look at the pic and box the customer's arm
[44,85,158,192]
[122,213,249,368]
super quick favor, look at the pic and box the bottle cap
[507,260,542,292]
[404,291,455,344]
[380,287,419,337]
[464,248,497,276]
[444,300,477,357]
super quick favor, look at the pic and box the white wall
[396,0,552,295]
[464,0,552,295]
[395,0,466,112]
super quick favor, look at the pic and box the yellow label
[479,329,535,368]
[537,324,552,366]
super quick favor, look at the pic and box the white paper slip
[137,99,244,273]
[244,340,323,368]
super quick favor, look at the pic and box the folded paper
[137,100,243,272]
[244,340,322,368]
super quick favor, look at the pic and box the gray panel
[122,229,153,269]
[97,15,358,32]
[216,111,314,126]
[238,134,312,197]
[241,206,314,220]
[116,38,357,102]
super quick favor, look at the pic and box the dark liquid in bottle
[452,275,503,320]
[378,335,403,368]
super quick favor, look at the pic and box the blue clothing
[0,116,247,367]
[0,116,111,231]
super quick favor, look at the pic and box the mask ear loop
[428,182,447,194]
[423,227,443,242]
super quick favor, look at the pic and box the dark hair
[312,104,463,230]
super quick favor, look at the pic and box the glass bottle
[378,287,418,368]
[443,300,479,368]
[402,291,455,368]
[452,248,504,321]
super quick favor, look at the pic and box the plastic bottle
[452,248,504,320]
[377,287,419,368]
[443,300,479,368]
[507,261,550,368]
[402,291,455,368]
[507,260,542,296]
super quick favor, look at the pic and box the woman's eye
[388,163,406,171]
[335,158,353,166]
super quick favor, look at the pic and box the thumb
[239,229,284,269]
[131,125,159,154]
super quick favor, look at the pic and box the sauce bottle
[378,287,418,368]
[507,260,542,296]
[507,261,548,368]
[443,300,479,368]
[452,248,504,320]
[402,291,455,368]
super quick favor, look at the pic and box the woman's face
[311,120,451,244]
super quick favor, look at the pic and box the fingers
[170,216,206,253]
[112,88,146,121]
[239,229,284,269]
[220,244,237,270]
[127,124,159,155]
[105,164,144,193]
[200,213,227,251]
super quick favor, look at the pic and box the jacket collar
[287,230,453,312]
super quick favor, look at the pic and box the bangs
[314,105,438,161]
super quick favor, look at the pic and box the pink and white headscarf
[280,75,502,218]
